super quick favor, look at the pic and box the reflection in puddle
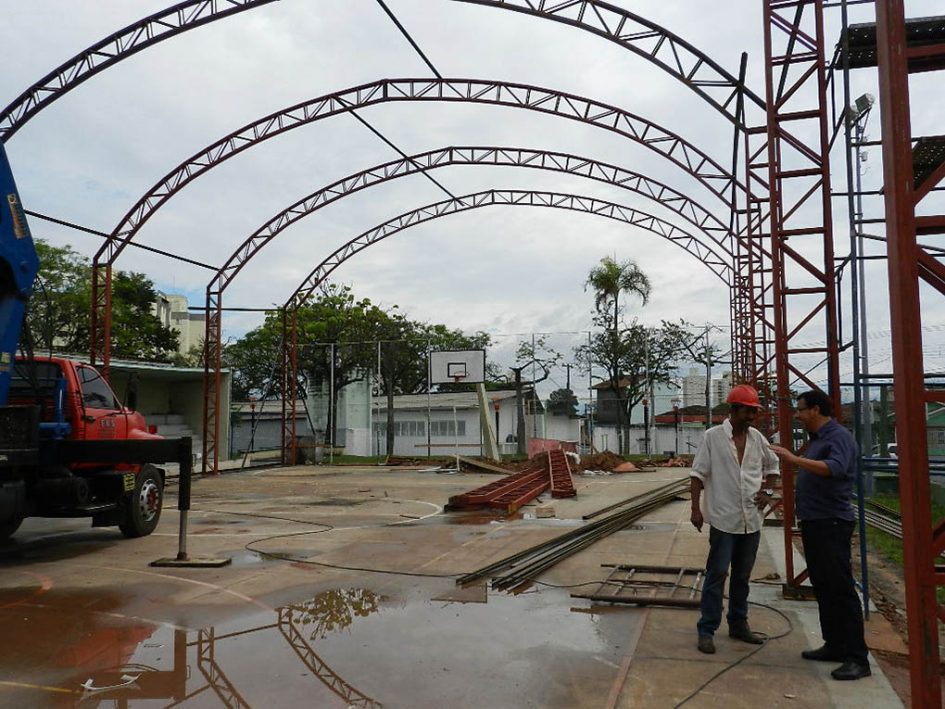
[289,588,382,639]
[6,584,637,708]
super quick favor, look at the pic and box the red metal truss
[201,146,742,471]
[90,77,749,372]
[547,449,576,498]
[447,467,547,509]
[289,190,734,307]
[450,0,767,127]
[762,0,840,591]
[0,0,279,142]
[875,2,945,704]
[277,189,738,466]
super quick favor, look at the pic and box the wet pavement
[0,465,907,708]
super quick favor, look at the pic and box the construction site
[1,1,944,708]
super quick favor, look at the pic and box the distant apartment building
[154,292,205,357]
[682,368,732,408]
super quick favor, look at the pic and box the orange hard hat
[727,384,763,408]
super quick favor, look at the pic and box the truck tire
[0,516,22,540]
[119,465,163,538]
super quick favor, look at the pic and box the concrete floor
[0,464,906,708]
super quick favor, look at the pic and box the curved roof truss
[284,189,733,311]
[1,0,762,142]
[209,145,739,298]
[98,78,746,268]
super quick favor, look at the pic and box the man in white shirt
[690,384,780,654]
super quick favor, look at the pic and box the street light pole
[643,396,650,456]
[672,397,681,457]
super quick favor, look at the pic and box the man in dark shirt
[769,389,870,681]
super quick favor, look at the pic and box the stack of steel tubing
[456,477,689,591]
[446,466,547,511]
[548,449,576,498]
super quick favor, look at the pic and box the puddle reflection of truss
[191,607,381,709]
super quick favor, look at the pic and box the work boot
[728,623,764,644]
[801,644,845,662]
[697,635,716,654]
[830,661,871,681]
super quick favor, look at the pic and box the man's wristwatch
[762,488,775,497]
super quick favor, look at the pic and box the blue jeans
[697,526,761,637]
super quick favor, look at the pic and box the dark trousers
[697,526,760,637]
[800,518,869,665]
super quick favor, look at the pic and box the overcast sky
[2,0,943,405]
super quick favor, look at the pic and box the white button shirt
[690,418,780,534]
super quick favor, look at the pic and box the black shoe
[801,645,845,662]
[831,661,871,681]
[697,635,716,654]
[728,625,764,644]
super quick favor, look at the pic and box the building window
[375,421,426,437]
[928,429,945,446]
[431,420,465,437]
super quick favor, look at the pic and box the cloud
[2,0,943,393]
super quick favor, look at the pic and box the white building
[682,368,732,408]
[154,292,205,357]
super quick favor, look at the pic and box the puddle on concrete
[1,583,640,708]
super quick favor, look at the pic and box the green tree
[508,336,559,454]
[585,256,651,332]
[583,256,652,454]
[547,388,579,416]
[26,240,91,353]
[26,239,178,361]
[576,320,690,455]
[110,271,179,361]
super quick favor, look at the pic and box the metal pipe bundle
[456,477,689,591]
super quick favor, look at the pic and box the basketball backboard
[430,349,486,384]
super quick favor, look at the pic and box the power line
[25,209,217,271]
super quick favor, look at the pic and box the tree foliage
[547,388,578,416]
[585,256,651,331]
[26,239,179,361]
[221,284,494,453]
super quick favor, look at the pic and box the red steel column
[876,1,945,705]
[763,0,840,590]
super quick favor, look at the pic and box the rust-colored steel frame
[450,0,767,127]
[761,0,841,592]
[277,189,738,465]
[0,0,765,144]
[875,2,945,705]
[0,0,279,143]
[89,76,751,377]
[201,145,746,471]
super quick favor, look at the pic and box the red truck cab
[0,357,165,540]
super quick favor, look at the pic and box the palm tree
[585,256,651,330]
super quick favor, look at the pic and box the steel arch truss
[91,77,750,375]
[450,0,766,126]
[201,146,745,470]
[1,0,764,141]
[0,0,279,142]
[275,189,734,464]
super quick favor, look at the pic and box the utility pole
[704,323,713,430]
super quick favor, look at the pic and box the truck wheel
[0,517,22,540]
[119,465,163,538]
